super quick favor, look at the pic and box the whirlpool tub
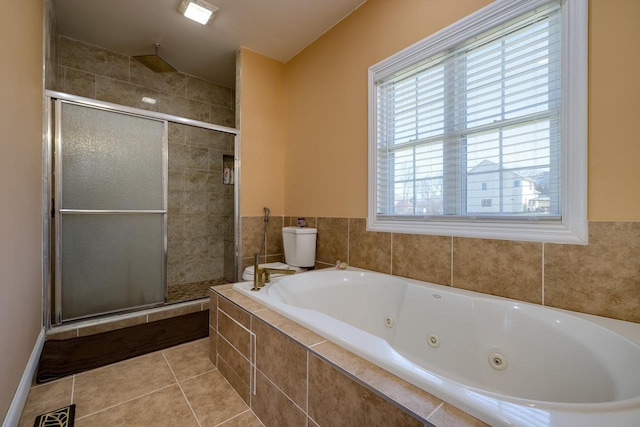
[233,267,640,426]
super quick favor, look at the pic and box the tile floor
[18,338,264,427]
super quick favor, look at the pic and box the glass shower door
[55,100,167,321]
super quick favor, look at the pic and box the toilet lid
[282,226,317,235]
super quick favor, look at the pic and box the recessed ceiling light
[178,0,218,25]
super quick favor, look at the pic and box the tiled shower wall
[242,216,640,324]
[51,37,235,126]
[52,36,236,287]
[168,124,235,285]
[44,0,58,91]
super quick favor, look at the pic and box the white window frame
[367,0,588,244]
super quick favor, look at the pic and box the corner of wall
[237,49,286,217]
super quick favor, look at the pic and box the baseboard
[2,328,45,427]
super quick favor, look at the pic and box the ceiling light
[178,0,218,25]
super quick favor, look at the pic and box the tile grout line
[213,408,253,426]
[426,402,445,421]
[180,367,218,383]
[213,361,254,417]
[162,352,202,427]
[450,236,454,287]
[215,332,253,385]
[29,375,71,390]
[308,339,328,349]
[70,375,75,405]
[248,311,253,409]
[219,307,253,334]
[347,218,350,265]
[390,233,394,275]
[541,243,545,306]
[72,350,162,379]
[306,350,310,427]
[251,327,257,396]
[74,383,176,421]
[255,366,308,416]
[216,295,219,340]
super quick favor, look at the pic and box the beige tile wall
[210,286,488,426]
[53,37,235,126]
[167,123,234,285]
[45,0,58,91]
[240,216,285,273]
[241,216,640,323]
[54,36,236,287]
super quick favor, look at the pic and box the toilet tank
[282,227,317,268]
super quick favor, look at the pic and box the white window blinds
[375,1,562,220]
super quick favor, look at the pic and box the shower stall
[44,91,239,325]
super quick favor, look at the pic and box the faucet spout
[251,254,295,291]
[252,253,261,291]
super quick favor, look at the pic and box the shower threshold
[47,279,230,338]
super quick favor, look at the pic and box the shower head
[264,207,270,223]
[133,43,177,73]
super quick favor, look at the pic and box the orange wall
[588,0,640,220]
[0,0,44,420]
[259,0,638,220]
[283,0,492,217]
[238,48,286,216]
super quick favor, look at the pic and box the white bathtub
[233,267,640,427]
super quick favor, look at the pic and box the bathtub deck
[209,284,488,427]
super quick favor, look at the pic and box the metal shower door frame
[52,97,169,323]
[44,90,241,327]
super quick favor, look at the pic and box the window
[368,0,587,244]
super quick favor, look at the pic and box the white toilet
[241,226,317,281]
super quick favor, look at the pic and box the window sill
[367,216,588,245]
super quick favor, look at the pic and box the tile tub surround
[240,217,640,324]
[240,216,286,273]
[240,215,340,274]
[239,215,326,276]
[210,287,487,427]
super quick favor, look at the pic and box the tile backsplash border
[241,216,640,324]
